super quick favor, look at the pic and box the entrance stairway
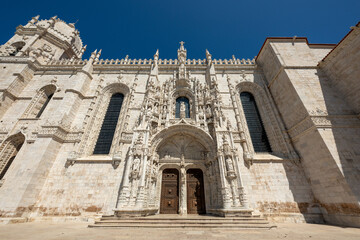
[89,214,276,229]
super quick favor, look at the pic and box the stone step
[100,215,262,221]
[91,214,276,229]
[101,217,265,221]
[97,219,268,223]
[94,220,269,225]
[89,223,275,229]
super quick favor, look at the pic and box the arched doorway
[151,124,218,215]
[160,169,179,214]
[187,169,206,214]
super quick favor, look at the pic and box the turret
[0,15,85,64]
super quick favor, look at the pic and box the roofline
[319,21,360,64]
[255,37,336,61]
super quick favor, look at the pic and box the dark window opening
[36,93,53,118]
[0,141,24,180]
[240,92,271,152]
[93,93,124,154]
[9,42,26,56]
[175,97,190,118]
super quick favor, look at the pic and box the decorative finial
[178,41,187,64]
[95,49,102,63]
[206,49,212,65]
[154,49,159,60]
[179,41,185,51]
[90,49,97,61]
[28,15,40,25]
[79,45,87,58]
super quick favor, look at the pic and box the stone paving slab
[0,222,359,240]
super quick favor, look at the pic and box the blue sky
[1,0,359,60]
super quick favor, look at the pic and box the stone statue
[205,105,212,119]
[162,105,167,119]
[132,156,141,172]
[180,102,186,119]
[225,157,234,172]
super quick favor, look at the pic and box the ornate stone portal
[112,43,252,217]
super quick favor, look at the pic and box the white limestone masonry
[0,16,359,227]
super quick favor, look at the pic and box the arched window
[175,97,190,118]
[36,93,53,118]
[9,41,26,56]
[22,85,56,119]
[240,92,271,152]
[93,93,124,154]
[0,133,25,181]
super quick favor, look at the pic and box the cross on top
[180,41,185,46]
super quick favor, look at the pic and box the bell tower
[0,15,86,63]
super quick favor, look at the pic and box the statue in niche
[205,105,212,119]
[162,105,167,119]
[204,86,210,101]
[151,164,158,181]
[132,156,141,172]
[211,77,218,89]
[131,155,141,179]
[153,103,159,114]
[180,102,186,119]
[225,157,235,172]
[198,105,204,120]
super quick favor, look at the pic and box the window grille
[93,93,124,154]
[240,92,271,152]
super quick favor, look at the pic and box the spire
[79,45,87,58]
[31,15,40,24]
[177,41,187,65]
[95,49,102,63]
[49,16,57,27]
[151,49,159,76]
[25,15,39,27]
[90,49,97,61]
[179,41,185,51]
[154,49,159,63]
[206,49,212,65]
[82,49,97,73]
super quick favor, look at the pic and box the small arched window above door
[240,92,271,152]
[175,97,190,118]
[93,93,124,154]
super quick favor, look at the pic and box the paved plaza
[0,222,359,240]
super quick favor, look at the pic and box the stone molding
[288,114,360,141]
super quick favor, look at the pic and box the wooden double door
[160,168,205,214]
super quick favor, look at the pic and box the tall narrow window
[93,93,124,154]
[36,93,53,118]
[240,92,271,152]
[175,97,190,118]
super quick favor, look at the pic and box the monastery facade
[0,16,359,227]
